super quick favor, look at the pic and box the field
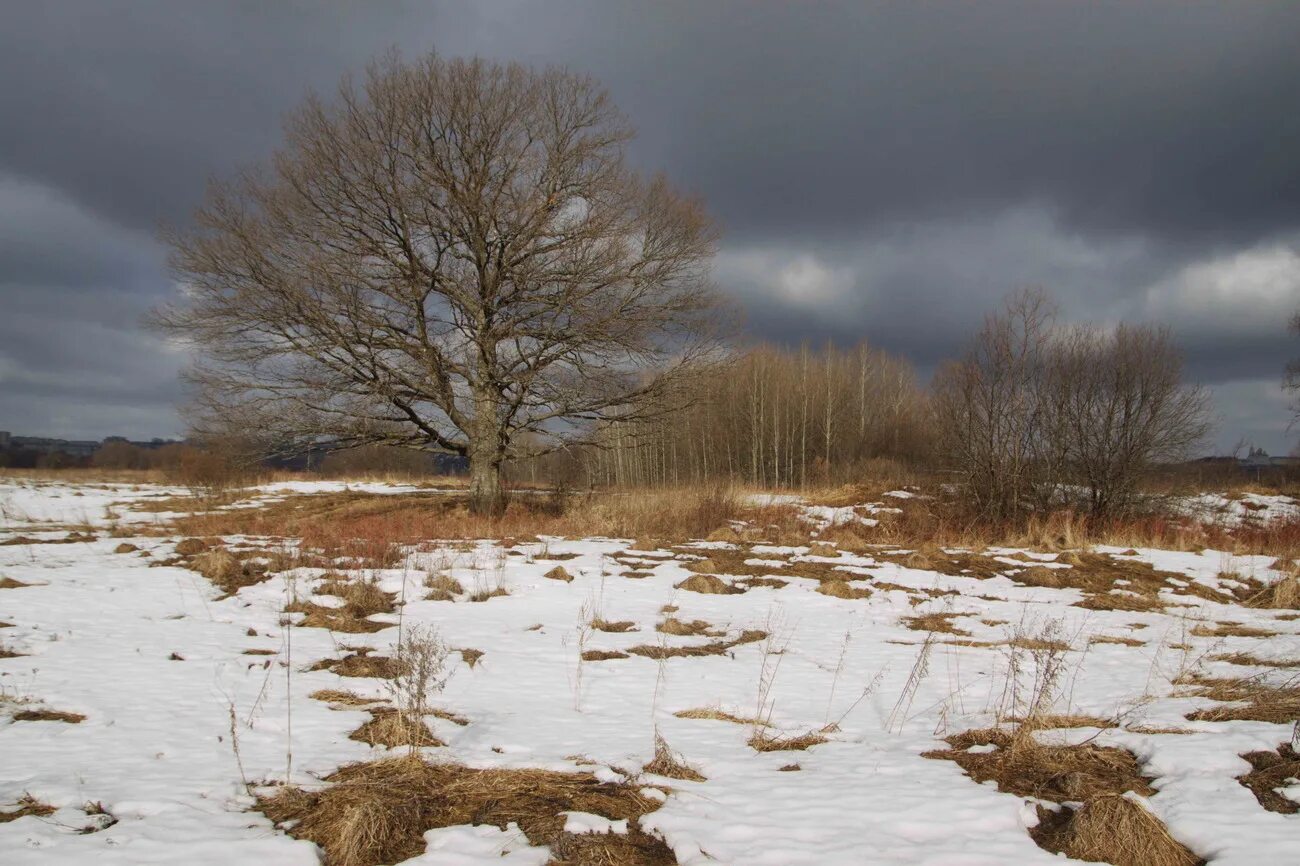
[1,476,1298,865]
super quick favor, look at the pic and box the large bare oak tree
[155,54,722,514]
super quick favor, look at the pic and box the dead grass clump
[423,573,463,601]
[0,577,32,589]
[1089,634,1146,647]
[903,611,972,636]
[0,644,26,658]
[309,689,382,708]
[1188,622,1277,639]
[747,729,828,752]
[0,794,56,823]
[317,575,395,616]
[348,709,444,749]
[193,547,270,596]
[657,617,722,637]
[311,652,404,680]
[1180,674,1300,723]
[1237,743,1300,814]
[113,542,138,554]
[674,574,744,595]
[286,600,390,634]
[628,629,766,659]
[12,709,86,723]
[256,755,674,866]
[457,648,484,668]
[591,618,636,633]
[706,526,742,543]
[1244,573,1300,609]
[1031,794,1202,866]
[682,557,719,574]
[582,649,630,661]
[544,565,574,582]
[817,579,871,599]
[643,734,707,782]
[1010,714,1116,730]
[174,537,209,556]
[1209,652,1300,668]
[925,728,1155,802]
[673,707,764,725]
[736,576,788,589]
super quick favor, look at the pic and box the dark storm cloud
[0,1,1297,449]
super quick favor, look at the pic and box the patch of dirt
[256,755,675,866]
[1237,743,1300,814]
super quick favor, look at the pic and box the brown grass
[1089,634,1146,647]
[591,618,636,633]
[287,576,396,632]
[12,709,85,723]
[656,617,722,637]
[1237,743,1300,814]
[642,735,706,782]
[192,547,272,597]
[1179,673,1300,723]
[544,565,573,582]
[1031,795,1202,866]
[816,579,871,599]
[903,611,972,636]
[1188,622,1278,639]
[674,574,744,595]
[581,649,630,661]
[0,794,56,823]
[347,709,443,749]
[747,729,828,752]
[673,707,766,726]
[0,577,32,589]
[256,755,674,866]
[627,629,767,659]
[309,689,383,708]
[311,651,403,679]
[1244,573,1300,609]
[1209,652,1300,668]
[925,728,1155,802]
[423,572,463,601]
[0,644,26,658]
[113,542,138,553]
[457,648,484,668]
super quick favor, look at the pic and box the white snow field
[1,478,1298,865]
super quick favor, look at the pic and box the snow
[1,479,1299,864]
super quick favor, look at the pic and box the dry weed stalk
[385,624,450,757]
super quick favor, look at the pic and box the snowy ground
[1,479,1298,864]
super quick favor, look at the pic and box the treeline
[569,342,930,487]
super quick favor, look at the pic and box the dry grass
[287,575,397,633]
[747,729,828,752]
[1031,794,1203,866]
[309,689,383,708]
[423,572,463,601]
[674,574,744,595]
[816,579,871,599]
[656,617,722,637]
[310,651,403,680]
[925,728,1155,802]
[256,755,674,866]
[1090,634,1146,647]
[12,709,86,723]
[1243,573,1300,609]
[544,565,574,582]
[673,707,766,726]
[0,644,26,658]
[191,547,272,597]
[113,542,138,554]
[581,649,630,661]
[1179,673,1300,723]
[903,611,972,636]
[642,734,706,782]
[1188,621,1278,639]
[457,648,484,668]
[347,709,444,749]
[0,794,56,823]
[627,629,767,659]
[1237,743,1300,814]
[591,618,636,633]
[0,577,32,589]
[1209,652,1300,668]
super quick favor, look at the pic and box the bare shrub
[385,625,450,755]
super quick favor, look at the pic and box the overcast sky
[2,1,1298,453]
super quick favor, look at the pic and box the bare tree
[1287,309,1300,431]
[154,53,722,514]
[931,289,1057,519]
[1045,324,1212,516]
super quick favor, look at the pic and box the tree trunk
[469,448,506,516]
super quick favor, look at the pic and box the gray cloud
[0,1,1297,451]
